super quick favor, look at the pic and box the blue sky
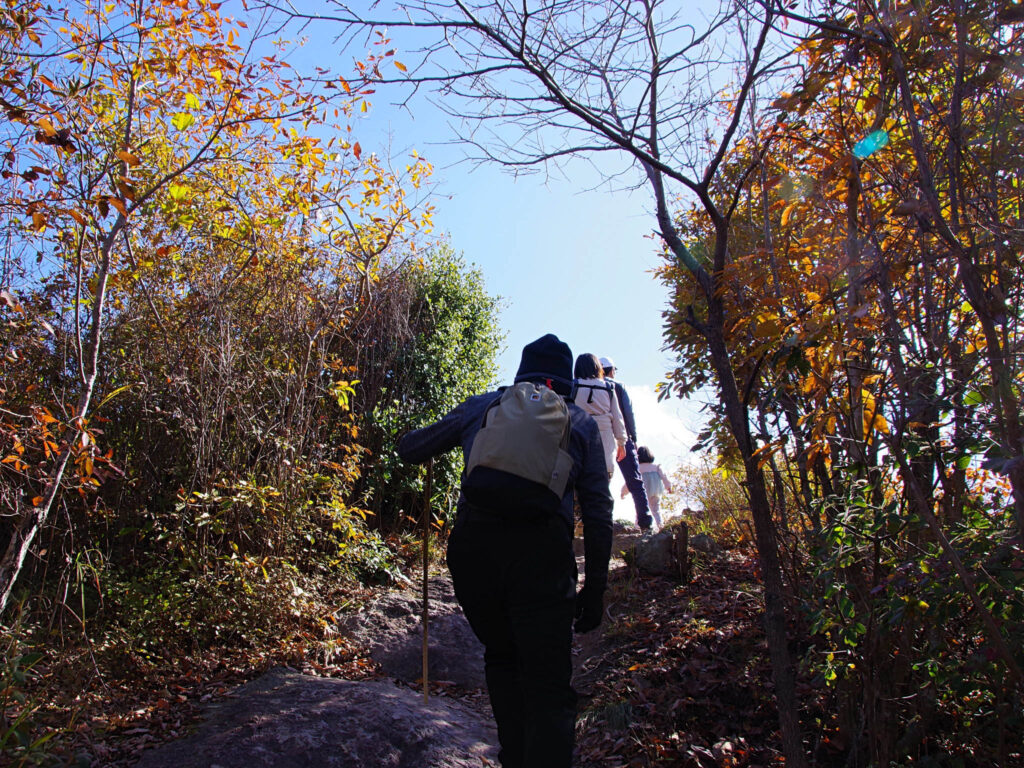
[436,164,707,518]
[356,111,709,517]
[273,7,710,515]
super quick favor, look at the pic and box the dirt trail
[130,550,622,768]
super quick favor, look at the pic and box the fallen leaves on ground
[17,547,788,767]
[575,548,784,767]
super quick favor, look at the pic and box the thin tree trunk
[0,218,119,615]
[705,288,808,768]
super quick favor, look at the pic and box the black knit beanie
[514,333,574,396]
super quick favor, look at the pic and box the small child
[621,445,673,531]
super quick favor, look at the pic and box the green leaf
[171,112,195,131]
[837,594,855,620]
[963,390,985,407]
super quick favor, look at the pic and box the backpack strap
[574,380,614,405]
[478,388,506,430]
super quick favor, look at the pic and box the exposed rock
[612,520,637,534]
[690,533,721,554]
[337,576,486,690]
[131,570,622,768]
[133,668,497,768]
[573,519,643,557]
[634,531,676,575]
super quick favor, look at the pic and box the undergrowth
[0,523,429,767]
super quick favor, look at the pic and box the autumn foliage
[2,0,1023,765]
[660,0,1024,763]
[0,2,506,759]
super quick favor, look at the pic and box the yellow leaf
[754,314,782,338]
[395,61,407,72]
[36,117,56,136]
[168,183,190,202]
[864,410,890,438]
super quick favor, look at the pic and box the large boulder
[573,520,641,557]
[337,576,486,690]
[690,533,721,554]
[133,668,498,768]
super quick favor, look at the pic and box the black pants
[617,439,651,528]
[447,513,578,768]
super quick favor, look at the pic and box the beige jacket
[573,378,626,476]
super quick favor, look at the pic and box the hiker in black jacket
[398,334,613,768]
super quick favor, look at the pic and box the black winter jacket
[397,390,614,593]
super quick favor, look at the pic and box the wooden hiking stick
[422,458,433,703]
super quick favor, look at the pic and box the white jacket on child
[638,462,672,499]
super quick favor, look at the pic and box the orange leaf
[116,150,140,166]
[395,61,407,72]
[353,142,362,160]
[780,202,797,227]
[36,117,56,137]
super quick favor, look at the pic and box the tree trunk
[705,326,808,767]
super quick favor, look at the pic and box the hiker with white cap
[599,356,653,531]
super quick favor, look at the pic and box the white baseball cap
[599,357,615,369]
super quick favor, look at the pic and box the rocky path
[131,571,499,767]
[131,532,655,768]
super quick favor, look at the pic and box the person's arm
[397,397,480,464]
[573,414,613,632]
[608,386,627,446]
[615,382,638,443]
[658,464,673,493]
